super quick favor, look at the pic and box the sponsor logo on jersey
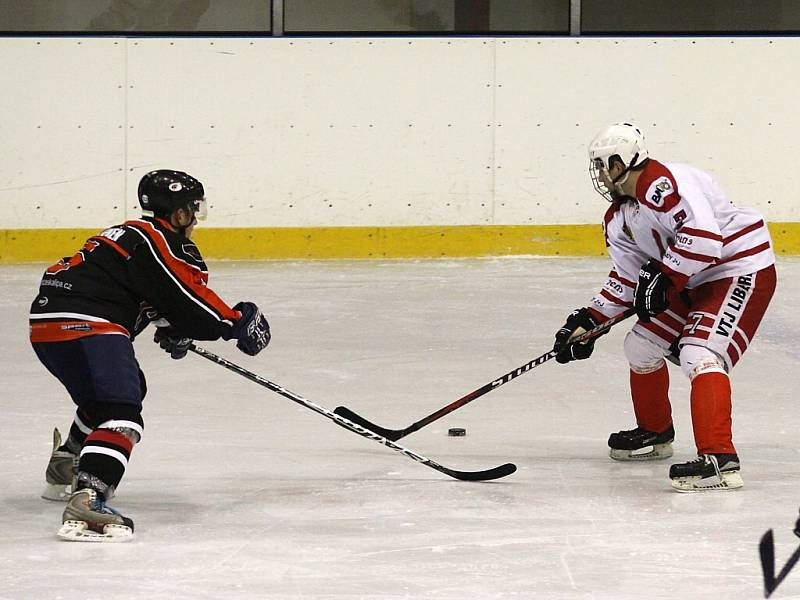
[663,251,682,269]
[715,274,753,337]
[60,323,92,332]
[41,279,73,291]
[603,279,624,295]
[645,176,675,206]
[37,296,48,307]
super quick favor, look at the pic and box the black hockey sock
[78,429,135,493]
[59,412,91,454]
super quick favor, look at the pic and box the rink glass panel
[582,0,800,33]
[0,0,272,33]
[283,1,569,34]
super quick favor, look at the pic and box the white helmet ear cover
[679,344,728,380]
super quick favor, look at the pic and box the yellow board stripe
[2,223,799,262]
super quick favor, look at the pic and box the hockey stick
[334,307,637,441]
[189,345,516,482]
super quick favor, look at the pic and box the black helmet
[138,170,205,217]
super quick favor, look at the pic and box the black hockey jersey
[30,217,240,343]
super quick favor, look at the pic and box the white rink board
[494,37,800,225]
[0,38,126,228]
[2,37,800,228]
[124,38,496,228]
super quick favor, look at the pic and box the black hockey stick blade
[334,307,636,441]
[443,461,517,481]
[189,345,516,482]
[333,406,405,441]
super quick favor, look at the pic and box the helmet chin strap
[610,151,639,198]
[612,170,631,197]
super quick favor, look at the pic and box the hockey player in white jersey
[553,123,776,492]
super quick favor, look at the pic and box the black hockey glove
[232,301,271,356]
[154,327,193,360]
[634,260,673,323]
[553,308,602,364]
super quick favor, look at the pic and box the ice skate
[608,425,674,461]
[669,453,743,492]
[42,428,78,501]
[58,486,134,542]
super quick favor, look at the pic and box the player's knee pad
[624,330,666,374]
[679,344,727,381]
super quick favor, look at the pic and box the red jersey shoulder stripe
[92,235,130,259]
[125,219,205,274]
[125,221,239,323]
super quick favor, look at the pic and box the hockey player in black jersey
[30,169,271,542]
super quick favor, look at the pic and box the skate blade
[57,520,134,543]
[671,471,744,493]
[41,483,73,502]
[609,442,673,461]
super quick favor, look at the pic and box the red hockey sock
[690,372,736,455]
[630,364,672,433]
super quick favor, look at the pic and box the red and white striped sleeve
[657,196,723,291]
[589,205,642,321]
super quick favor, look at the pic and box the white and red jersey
[589,159,775,321]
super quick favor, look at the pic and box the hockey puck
[448,427,466,437]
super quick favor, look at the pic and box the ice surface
[1,257,798,599]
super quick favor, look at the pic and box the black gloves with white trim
[154,327,192,360]
[231,301,271,356]
[553,307,603,364]
[634,260,673,322]
[154,301,270,359]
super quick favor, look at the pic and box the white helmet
[588,122,649,202]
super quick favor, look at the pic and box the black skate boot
[608,425,674,461]
[42,428,78,501]
[669,453,742,492]
[57,473,134,542]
